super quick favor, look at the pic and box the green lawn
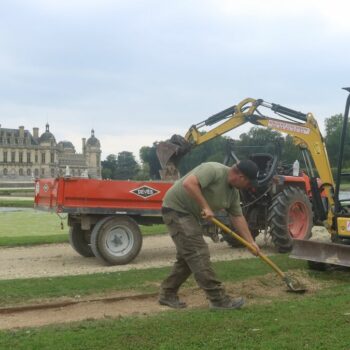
[0,188,34,196]
[0,257,349,349]
[0,210,167,246]
[0,255,306,306]
[0,199,33,207]
[2,291,349,350]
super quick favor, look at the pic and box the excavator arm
[157,91,350,268]
[157,97,335,228]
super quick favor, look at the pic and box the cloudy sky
[1,0,350,160]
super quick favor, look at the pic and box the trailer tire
[268,186,313,253]
[91,216,143,265]
[69,224,94,257]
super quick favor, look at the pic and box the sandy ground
[0,233,277,280]
[0,227,330,281]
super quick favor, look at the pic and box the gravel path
[0,227,330,281]
[0,234,277,280]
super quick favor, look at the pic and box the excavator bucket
[290,239,350,267]
[156,135,192,170]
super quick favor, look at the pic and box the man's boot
[158,294,187,309]
[209,296,245,310]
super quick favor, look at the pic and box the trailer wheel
[268,186,313,253]
[69,224,94,257]
[91,216,143,265]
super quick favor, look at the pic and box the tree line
[101,113,348,180]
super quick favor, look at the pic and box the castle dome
[39,123,56,144]
[86,129,100,147]
[58,140,75,151]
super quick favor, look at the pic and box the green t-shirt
[162,162,242,219]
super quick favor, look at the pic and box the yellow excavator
[156,88,350,268]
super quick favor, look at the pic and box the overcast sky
[1,0,350,160]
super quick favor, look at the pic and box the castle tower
[85,129,101,178]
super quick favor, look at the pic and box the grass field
[0,199,33,207]
[0,188,34,196]
[0,210,167,246]
[0,255,306,306]
[0,256,349,349]
[1,201,350,348]
[2,292,349,350]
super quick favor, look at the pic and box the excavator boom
[157,90,350,268]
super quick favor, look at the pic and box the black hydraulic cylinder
[310,177,327,222]
[204,105,236,126]
[334,88,350,213]
[271,103,307,121]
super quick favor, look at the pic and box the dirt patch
[0,271,328,330]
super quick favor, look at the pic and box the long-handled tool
[211,217,307,293]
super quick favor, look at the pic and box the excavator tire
[69,224,94,257]
[268,186,313,253]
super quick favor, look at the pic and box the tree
[235,127,300,166]
[177,135,228,175]
[139,144,161,180]
[101,154,117,179]
[114,151,139,180]
[324,114,350,167]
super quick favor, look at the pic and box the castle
[0,124,102,180]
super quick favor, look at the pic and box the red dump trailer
[35,177,173,265]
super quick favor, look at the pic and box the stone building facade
[0,124,101,180]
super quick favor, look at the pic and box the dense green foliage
[325,113,350,168]
[139,144,162,179]
[101,152,139,180]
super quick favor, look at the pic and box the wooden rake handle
[210,217,286,279]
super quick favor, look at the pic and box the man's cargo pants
[160,208,226,302]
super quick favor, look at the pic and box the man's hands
[201,207,214,220]
[250,241,260,256]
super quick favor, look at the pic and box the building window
[41,153,46,164]
[27,168,31,176]
[19,152,23,163]
[34,168,39,177]
[41,168,45,176]
[35,152,38,163]
[27,152,31,163]
[3,168,8,176]
[11,151,15,162]
[3,151,7,162]
[50,153,54,163]
[19,168,23,176]
[51,168,55,177]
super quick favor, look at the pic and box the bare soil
[0,226,330,330]
[0,271,327,330]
